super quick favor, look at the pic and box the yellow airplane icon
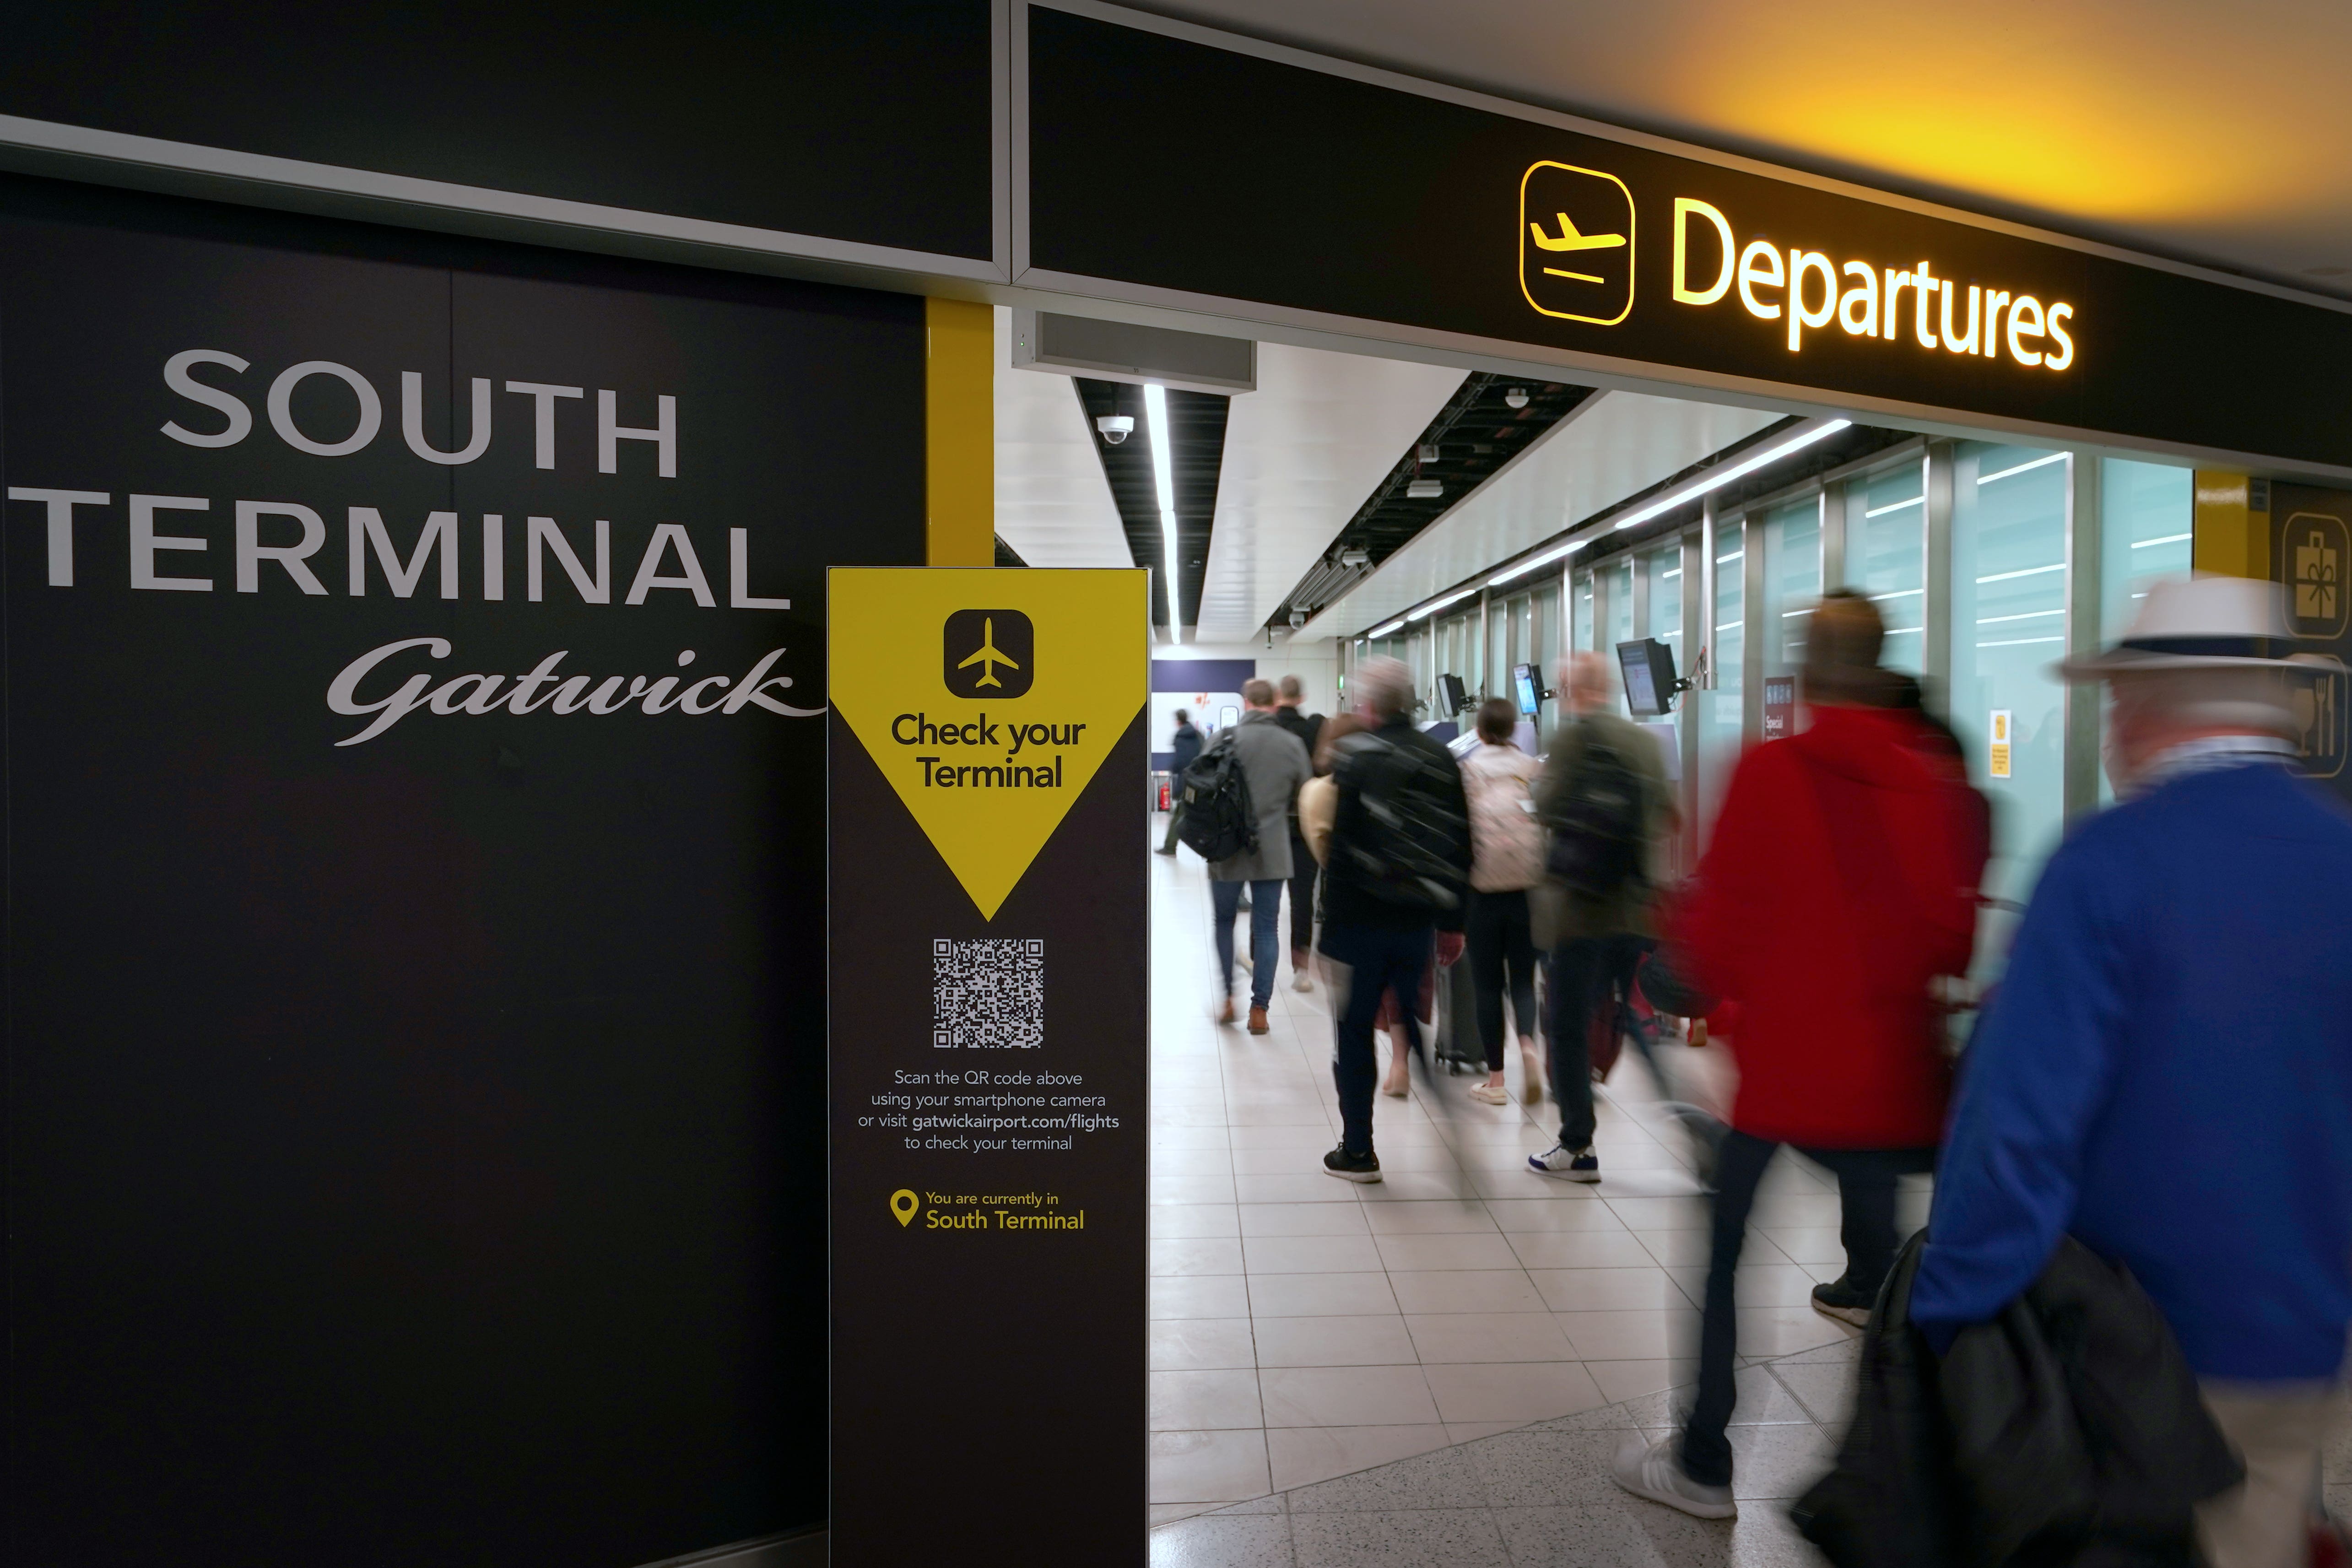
[957,616,1021,688]
[1528,213,1626,284]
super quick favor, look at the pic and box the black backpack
[1175,735,1258,862]
[1334,731,1468,912]
[1546,726,1645,899]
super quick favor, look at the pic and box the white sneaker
[1611,1434,1736,1520]
[1467,1081,1510,1105]
[1527,1143,1600,1181]
[1292,971,1313,993]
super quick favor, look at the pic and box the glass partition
[1759,496,1824,689]
[1952,442,2071,908]
[1851,461,1927,676]
[1572,570,1595,653]
[1701,522,1746,835]
[2100,459,2192,636]
[1603,557,1634,714]
[1642,542,1684,675]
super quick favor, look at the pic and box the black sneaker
[1811,1275,1875,1327]
[1322,1146,1382,1184]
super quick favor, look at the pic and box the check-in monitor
[1512,662,1541,716]
[1616,638,1679,718]
[1437,672,1468,715]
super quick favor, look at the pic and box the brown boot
[1247,1006,1270,1035]
[1217,997,1237,1025]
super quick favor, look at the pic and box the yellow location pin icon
[890,1189,920,1227]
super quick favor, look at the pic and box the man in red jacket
[1613,590,1987,1520]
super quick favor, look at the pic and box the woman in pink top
[1459,698,1549,1105]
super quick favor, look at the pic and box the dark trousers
[1465,888,1539,1071]
[1212,878,1285,1010]
[1325,924,1429,1158]
[1682,1130,1937,1486]
[1287,831,1316,965]
[1545,934,1645,1150]
[1160,804,1185,853]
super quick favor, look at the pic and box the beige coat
[1298,773,1337,866]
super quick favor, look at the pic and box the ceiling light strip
[1143,383,1182,645]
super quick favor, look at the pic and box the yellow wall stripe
[2193,470,2270,580]
[925,298,995,568]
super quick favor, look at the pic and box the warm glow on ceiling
[1154,0,2352,281]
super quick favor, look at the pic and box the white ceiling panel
[991,306,1133,569]
[1192,343,1463,642]
[1298,390,1782,639]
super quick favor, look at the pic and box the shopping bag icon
[2287,512,2350,638]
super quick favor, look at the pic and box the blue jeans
[1323,923,1431,1159]
[1213,878,1284,1009]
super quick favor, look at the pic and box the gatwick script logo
[942,609,1034,698]
[1518,161,1635,326]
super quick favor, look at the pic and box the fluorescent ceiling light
[1368,619,1405,638]
[1609,418,1851,530]
[1864,494,1924,517]
[1976,451,2068,487]
[1144,383,1182,645]
[1487,537,1586,588]
[1487,420,1845,586]
[1406,584,1479,622]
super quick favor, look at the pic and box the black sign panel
[1028,7,2352,473]
[0,179,924,1567]
[2273,484,2352,796]
[1,2,994,260]
[827,568,1148,1567]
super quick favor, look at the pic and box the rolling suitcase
[1432,948,1484,1076]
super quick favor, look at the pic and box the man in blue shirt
[1910,577,2352,1568]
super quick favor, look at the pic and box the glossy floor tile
[1141,829,1893,1533]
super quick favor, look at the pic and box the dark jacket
[1321,715,1471,935]
[1795,1233,2240,1568]
[1168,720,1202,773]
[1271,704,1324,762]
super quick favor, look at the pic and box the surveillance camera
[1504,386,1530,410]
[1096,415,1135,445]
[1288,609,1308,628]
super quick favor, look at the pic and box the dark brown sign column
[828,568,1149,1565]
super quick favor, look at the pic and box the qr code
[931,939,1044,1049]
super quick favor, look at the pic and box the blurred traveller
[1297,714,1367,869]
[1319,657,1471,1181]
[1460,697,1548,1106]
[1528,651,1673,1181]
[1910,577,2352,1568]
[1207,681,1312,1034]
[1156,708,1203,856]
[1615,591,1984,1519]
[1272,675,1327,990]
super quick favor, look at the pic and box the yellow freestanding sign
[827,568,1149,1566]
[828,568,1148,918]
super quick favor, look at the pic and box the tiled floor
[1145,830,1911,1528]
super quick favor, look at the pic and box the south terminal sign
[1027,4,2352,477]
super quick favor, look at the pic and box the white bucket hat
[2055,575,2338,679]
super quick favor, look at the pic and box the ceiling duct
[1012,309,1256,395]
